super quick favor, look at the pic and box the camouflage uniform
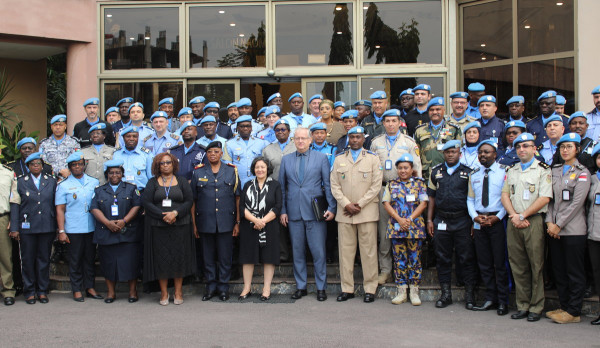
[39,135,80,176]
[413,122,462,181]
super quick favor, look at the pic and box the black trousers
[326,220,338,260]
[11,239,23,290]
[201,232,233,293]
[20,232,55,297]
[279,223,291,261]
[67,233,96,293]
[548,235,587,316]
[433,223,476,285]
[587,240,600,298]
[473,221,509,304]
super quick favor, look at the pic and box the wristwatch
[519,214,525,221]
[58,230,66,234]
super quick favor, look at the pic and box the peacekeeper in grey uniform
[370,108,422,284]
[39,114,80,179]
[501,132,552,322]
[262,119,296,181]
[81,123,115,185]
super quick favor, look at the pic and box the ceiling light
[481,57,487,61]
[145,37,150,40]
[480,43,486,47]
[556,2,564,5]
[130,37,135,40]
[337,31,343,34]
[369,87,373,90]
[363,6,369,10]
[239,34,245,37]
[335,6,342,11]
[106,14,112,18]
[375,45,381,49]
[219,10,225,14]
[230,23,236,27]
[524,25,531,29]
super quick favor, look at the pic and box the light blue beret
[267,93,281,104]
[592,86,600,95]
[537,90,557,102]
[353,100,372,107]
[203,102,220,111]
[341,110,359,119]
[592,143,600,157]
[556,133,581,146]
[83,98,99,107]
[150,111,168,121]
[158,97,174,106]
[188,96,205,105]
[66,151,84,164]
[51,114,67,124]
[200,116,216,125]
[513,133,535,147]
[555,95,566,105]
[24,152,42,165]
[257,107,268,115]
[237,98,251,108]
[463,121,481,133]
[116,97,133,106]
[382,109,401,118]
[334,101,346,109]
[309,122,327,132]
[227,102,238,109]
[288,92,303,102]
[103,159,125,172]
[543,114,563,128]
[441,140,461,151]
[17,137,37,150]
[120,126,139,136]
[568,111,587,124]
[506,96,525,105]
[236,115,253,124]
[449,92,468,99]
[413,84,431,92]
[400,89,414,97]
[128,102,144,113]
[468,82,485,92]
[88,123,107,133]
[105,106,119,116]
[308,94,323,103]
[477,95,496,106]
[178,121,196,133]
[505,120,526,130]
[395,153,413,165]
[427,97,445,109]
[178,107,193,117]
[370,90,387,99]
[477,139,498,151]
[265,105,281,116]
[274,119,290,128]
[348,126,365,135]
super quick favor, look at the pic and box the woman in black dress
[238,157,282,301]
[142,152,195,306]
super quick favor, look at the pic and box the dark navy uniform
[197,121,234,140]
[6,159,53,178]
[480,116,506,151]
[169,143,207,181]
[404,108,430,137]
[526,114,570,146]
[497,147,545,166]
[427,163,476,287]
[335,134,372,155]
[191,162,241,294]
[9,173,57,299]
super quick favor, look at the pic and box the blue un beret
[188,96,205,105]
[88,123,107,134]
[288,92,303,102]
[556,133,581,147]
[348,126,365,135]
[463,121,481,133]
[427,97,445,109]
[178,121,196,133]
[128,102,144,113]
[227,102,238,109]
[203,102,220,112]
[158,97,174,106]
[66,151,84,164]
[592,86,600,95]
[17,137,37,150]
[370,90,387,99]
[334,101,346,109]
[477,139,498,152]
[105,106,119,116]
[543,114,563,128]
[513,133,535,147]
[537,90,557,102]
[505,120,527,130]
[120,126,139,136]
[506,96,525,106]
[178,107,193,117]
[237,98,251,108]
[353,100,372,107]
[441,140,461,151]
[382,109,401,118]
[309,122,327,132]
[568,111,587,124]
[83,98,99,107]
[468,82,485,92]
[103,159,125,172]
[51,114,67,125]
[477,95,496,106]
[116,97,133,106]
[257,107,268,115]
[592,143,600,157]
[273,119,290,129]
[265,106,281,117]
[395,153,414,166]
[267,93,281,104]
[236,115,253,124]
[24,152,43,165]
[400,89,414,97]
[413,84,431,92]
[555,95,566,105]
[150,111,168,121]
[341,110,359,119]
[200,116,216,125]
[308,94,323,103]
[449,92,468,99]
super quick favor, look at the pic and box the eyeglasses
[274,128,288,133]
[559,144,576,151]
[515,144,534,150]
[294,136,310,141]
[159,161,173,166]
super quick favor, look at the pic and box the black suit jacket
[10,174,57,234]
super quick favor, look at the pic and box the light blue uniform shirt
[117,124,154,150]
[256,127,276,144]
[226,135,268,187]
[539,139,557,165]
[460,145,480,169]
[311,142,336,169]
[585,108,600,141]
[55,174,99,234]
[466,105,481,119]
[231,119,264,136]
[282,113,318,137]
[196,134,227,148]
[143,131,181,156]
[467,162,507,224]
[112,148,154,190]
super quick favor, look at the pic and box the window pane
[240,80,302,115]
[518,0,574,57]
[360,77,444,107]
[462,0,512,65]
[187,83,236,110]
[518,58,574,115]
[276,3,353,67]
[189,5,266,68]
[104,7,179,70]
[363,1,442,65]
[305,81,357,108]
[104,82,183,119]
[464,65,513,117]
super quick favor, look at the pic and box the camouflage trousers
[391,238,423,286]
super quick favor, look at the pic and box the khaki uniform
[502,159,552,314]
[413,122,462,181]
[444,114,477,137]
[0,165,19,297]
[330,149,382,294]
[262,140,296,181]
[81,145,116,185]
[370,133,422,274]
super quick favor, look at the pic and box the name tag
[473,222,480,230]
[385,159,392,170]
[437,143,444,151]
[523,190,530,201]
[21,222,30,229]
[438,222,447,231]
[562,190,571,201]
[595,193,600,205]
[111,204,119,217]
[406,194,416,202]
[162,199,172,207]
[126,175,135,182]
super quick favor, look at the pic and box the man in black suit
[72,98,116,147]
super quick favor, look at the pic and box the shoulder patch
[551,163,562,168]
[7,160,15,165]
[470,167,480,174]
[447,123,460,129]
[2,164,12,171]
[140,147,150,154]
[431,163,443,170]
[171,134,180,140]
[371,134,385,142]
[366,150,377,156]
[143,135,153,142]
[575,163,585,170]
[539,162,550,169]
[226,163,236,168]
[194,163,205,169]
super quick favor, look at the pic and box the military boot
[391,285,407,305]
[409,285,421,306]
[435,283,452,308]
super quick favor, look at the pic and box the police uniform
[39,135,80,177]
[330,146,382,298]
[169,142,206,181]
[0,164,19,301]
[191,161,240,295]
[526,114,570,147]
[197,134,228,148]
[142,131,183,157]
[256,127,276,144]
[9,169,57,300]
[403,108,428,138]
[479,116,506,150]
[502,137,552,316]
[81,144,115,185]
[413,121,462,181]
[197,121,234,140]
[586,155,600,322]
[362,113,408,139]
[112,146,153,190]
[335,134,372,155]
[226,135,268,187]
[116,122,154,150]
[310,142,336,169]
[7,158,53,178]
[466,82,485,119]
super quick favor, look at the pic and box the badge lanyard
[111,197,119,217]
[385,131,400,170]
[162,176,174,207]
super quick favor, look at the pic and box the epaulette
[447,123,460,129]
[575,163,585,170]
[140,147,150,154]
[334,151,346,157]
[470,167,480,174]
[536,144,544,151]
[507,163,518,170]
[539,162,550,169]
[431,163,443,170]
[2,164,12,171]
[226,163,236,168]
[365,150,377,156]
[7,160,15,165]
[194,163,205,169]
[169,143,182,150]
[105,145,115,149]
[371,133,385,142]
[171,134,180,140]
[415,123,428,129]
[551,163,562,168]
[143,134,153,142]
[498,164,507,170]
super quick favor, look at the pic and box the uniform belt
[476,211,499,216]
[436,210,468,219]
[0,212,8,217]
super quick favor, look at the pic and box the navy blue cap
[206,141,222,151]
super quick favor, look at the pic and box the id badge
[111,204,119,217]
[438,221,447,231]
[437,143,444,151]
[523,190,530,201]
[562,189,571,201]
[162,199,172,207]
[473,222,481,230]
[406,194,416,202]
[595,193,600,205]
[126,175,134,182]
[21,222,30,229]
[385,159,392,170]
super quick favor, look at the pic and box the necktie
[482,168,490,207]
[299,154,305,183]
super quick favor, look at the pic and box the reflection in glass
[187,83,236,110]
[306,81,357,108]
[276,3,353,67]
[464,65,513,116]
[462,0,512,65]
[518,0,574,57]
[104,82,183,119]
[189,6,266,68]
[104,8,179,69]
[240,81,302,115]
[360,77,443,107]
[363,1,441,65]
[518,58,574,115]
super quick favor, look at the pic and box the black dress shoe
[290,289,307,299]
[591,316,600,325]
[86,291,104,300]
[260,295,271,301]
[38,296,49,304]
[336,292,355,302]
[202,291,217,301]
[317,290,327,301]
[128,297,138,303]
[511,310,528,319]
[473,300,497,311]
[527,312,541,322]
[4,297,15,306]
[364,293,375,303]
[25,297,36,305]
[219,291,229,301]
[104,297,115,304]
[73,296,84,302]
[326,257,333,264]
[497,303,509,316]
[238,292,252,301]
